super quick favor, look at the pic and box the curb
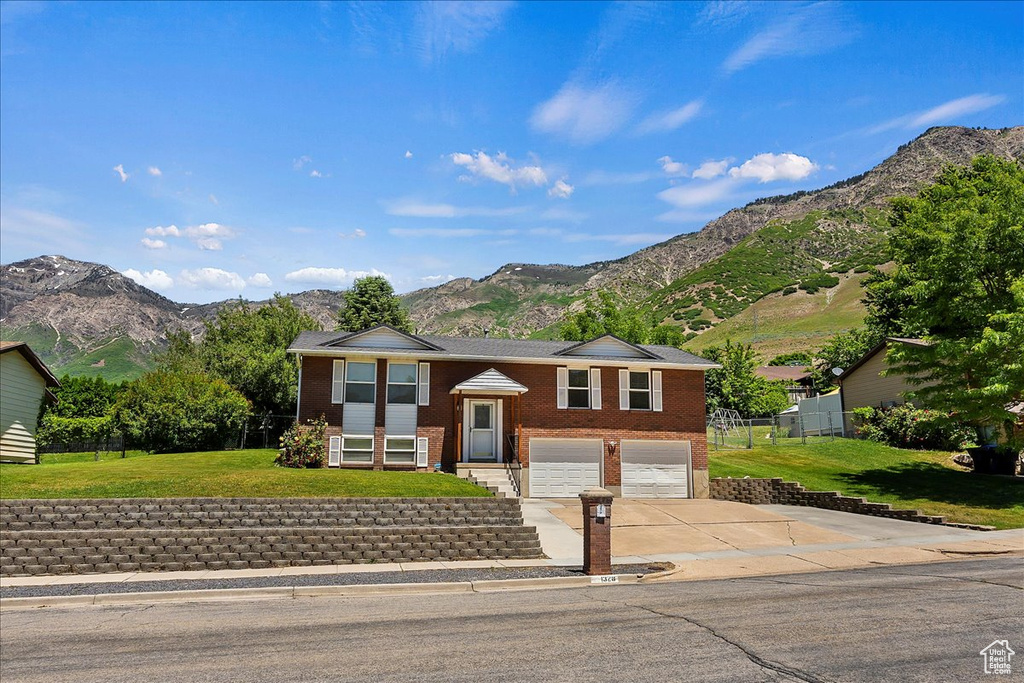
[0,574,642,611]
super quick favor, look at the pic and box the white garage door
[621,440,691,498]
[528,438,602,498]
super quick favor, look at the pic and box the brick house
[288,326,718,499]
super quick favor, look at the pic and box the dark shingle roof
[288,329,718,369]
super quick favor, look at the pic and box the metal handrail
[504,434,522,497]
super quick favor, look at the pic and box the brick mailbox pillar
[579,487,614,576]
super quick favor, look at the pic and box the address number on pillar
[591,575,619,584]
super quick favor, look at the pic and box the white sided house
[0,341,60,463]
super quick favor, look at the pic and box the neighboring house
[837,337,933,435]
[754,366,814,403]
[288,326,718,499]
[0,341,60,463]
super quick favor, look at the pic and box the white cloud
[123,268,174,290]
[147,166,162,177]
[184,223,236,251]
[414,1,513,63]
[658,156,688,176]
[384,199,525,218]
[728,152,818,183]
[692,159,732,180]
[722,3,856,74]
[339,228,367,239]
[145,225,181,237]
[293,155,312,170]
[194,237,222,251]
[637,100,703,134]
[113,164,129,182]
[530,82,635,144]
[310,170,323,178]
[657,178,737,208]
[404,150,413,159]
[140,238,166,250]
[548,179,575,199]
[420,274,456,284]
[179,268,246,290]
[868,93,1008,134]
[247,272,273,288]
[284,266,390,287]
[389,227,518,239]
[450,151,547,190]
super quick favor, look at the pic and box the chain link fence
[708,411,862,449]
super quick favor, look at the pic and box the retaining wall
[0,498,543,576]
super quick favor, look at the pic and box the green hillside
[0,324,152,383]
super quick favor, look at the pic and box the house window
[342,436,373,463]
[384,436,416,464]
[567,369,590,408]
[387,363,417,405]
[345,361,376,404]
[629,371,651,410]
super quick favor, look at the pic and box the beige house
[1,341,60,463]
[838,337,933,435]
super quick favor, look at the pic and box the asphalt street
[2,558,1021,683]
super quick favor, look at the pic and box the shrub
[112,370,251,453]
[276,416,327,468]
[853,405,975,451]
[36,415,114,446]
[782,286,797,296]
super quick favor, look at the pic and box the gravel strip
[0,564,664,599]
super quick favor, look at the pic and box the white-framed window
[418,362,430,406]
[618,369,662,411]
[384,436,416,464]
[341,435,374,463]
[345,361,376,404]
[567,369,590,408]
[387,362,417,405]
[331,360,345,404]
[557,367,601,410]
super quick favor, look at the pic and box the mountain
[402,126,1024,337]
[2,126,1021,379]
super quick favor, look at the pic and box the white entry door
[467,400,497,462]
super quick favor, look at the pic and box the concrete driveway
[521,497,1016,566]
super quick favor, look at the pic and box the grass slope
[681,271,871,358]
[0,324,151,383]
[0,449,491,499]
[710,441,1023,529]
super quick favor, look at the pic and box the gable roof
[837,337,930,382]
[555,334,660,359]
[450,369,529,395]
[289,330,718,370]
[322,325,443,351]
[0,341,61,389]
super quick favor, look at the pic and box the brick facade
[297,354,709,491]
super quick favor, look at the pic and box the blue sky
[1,1,1021,303]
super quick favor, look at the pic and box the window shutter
[619,369,630,410]
[331,360,345,404]
[556,367,569,409]
[328,436,341,467]
[652,370,663,412]
[418,362,430,406]
[416,437,429,467]
[590,368,602,410]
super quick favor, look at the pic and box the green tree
[159,295,319,416]
[702,340,791,418]
[336,276,413,333]
[112,370,251,453]
[879,155,1024,440]
[811,327,883,391]
[768,352,813,367]
[560,291,683,346]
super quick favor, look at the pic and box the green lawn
[710,440,1024,529]
[0,449,491,499]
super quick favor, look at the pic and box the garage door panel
[621,440,690,498]
[529,438,602,498]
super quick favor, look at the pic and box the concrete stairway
[459,468,519,498]
[0,498,544,576]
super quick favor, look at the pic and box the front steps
[457,466,520,498]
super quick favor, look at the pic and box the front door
[468,400,497,462]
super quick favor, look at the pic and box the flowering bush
[276,415,327,468]
[853,405,975,451]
